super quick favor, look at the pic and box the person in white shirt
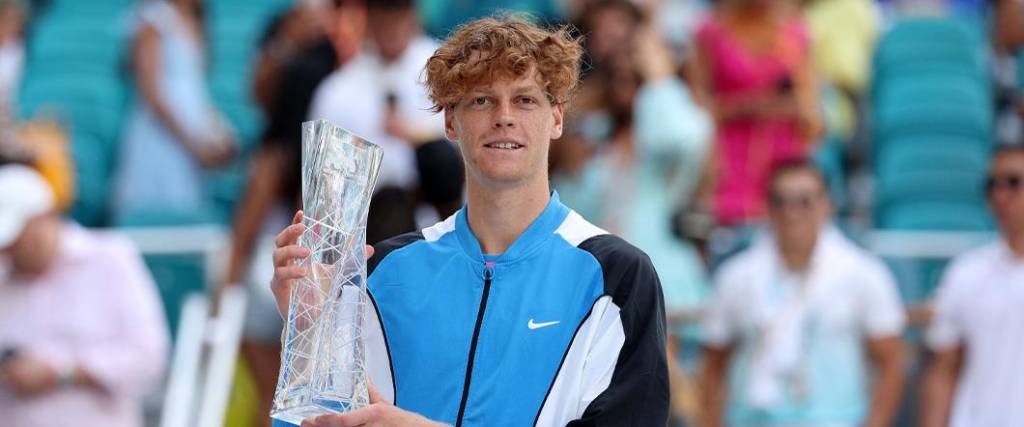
[701,160,906,427]
[307,0,448,224]
[921,145,1024,427]
[0,164,169,427]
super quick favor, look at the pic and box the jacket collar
[453,191,570,265]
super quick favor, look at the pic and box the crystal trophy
[271,120,382,424]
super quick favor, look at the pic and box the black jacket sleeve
[570,235,670,426]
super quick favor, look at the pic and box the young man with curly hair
[271,16,669,427]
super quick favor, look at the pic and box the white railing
[865,229,994,259]
[116,225,247,427]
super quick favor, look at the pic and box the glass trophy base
[271,399,357,424]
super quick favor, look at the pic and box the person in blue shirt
[269,15,669,427]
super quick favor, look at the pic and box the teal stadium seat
[66,132,114,226]
[878,201,993,231]
[143,252,209,341]
[115,208,223,228]
[870,19,994,232]
[19,0,133,226]
[873,18,983,75]
[884,257,951,304]
[874,136,990,199]
[873,76,993,142]
[875,43,985,80]
[202,0,291,219]
[20,0,289,225]
[813,138,847,212]
[876,167,985,206]
[874,134,990,174]
[1018,49,1024,91]
[20,78,125,138]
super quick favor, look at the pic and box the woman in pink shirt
[0,165,168,427]
[690,0,822,227]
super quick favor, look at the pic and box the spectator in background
[700,161,905,427]
[688,0,822,249]
[250,0,332,111]
[921,146,1024,427]
[221,1,367,424]
[994,0,1024,145]
[557,0,712,316]
[0,0,24,117]
[574,0,643,74]
[308,0,462,243]
[995,0,1024,57]
[112,0,236,225]
[801,0,877,143]
[0,164,169,426]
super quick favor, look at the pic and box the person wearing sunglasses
[922,145,1024,427]
[700,159,906,427]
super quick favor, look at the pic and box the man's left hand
[301,383,448,427]
[0,354,60,397]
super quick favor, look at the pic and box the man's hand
[0,354,60,397]
[270,211,375,319]
[301,383,447,427]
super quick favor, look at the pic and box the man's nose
[492,101,515,129]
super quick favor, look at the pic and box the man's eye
[472,97,490,106]
[517,96,536,104]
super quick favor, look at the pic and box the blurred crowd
[1,0,1024,426]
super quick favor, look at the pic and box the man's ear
[444,108,460,142]
[549,103,565,141]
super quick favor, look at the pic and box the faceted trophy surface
[270,120,382,424]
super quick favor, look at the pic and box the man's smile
[483,140,525,150]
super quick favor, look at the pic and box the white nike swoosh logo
[527,319,560,330]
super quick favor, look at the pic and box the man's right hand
[270,211,374,319]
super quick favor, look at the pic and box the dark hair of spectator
[993,144,1024,160]
[333,0,366,9]
[365,0,414,10]
[578,0,643,27]
[766,158,828,198]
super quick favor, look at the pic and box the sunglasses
[985,174,1023,194]
[769,192,821,210]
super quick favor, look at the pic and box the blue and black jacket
[282,193,669,426]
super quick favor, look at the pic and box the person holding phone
[0,164,168,427]
[688,0,823,233]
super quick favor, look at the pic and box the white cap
[0,164,55,248]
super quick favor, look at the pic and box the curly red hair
[424,16,583,112]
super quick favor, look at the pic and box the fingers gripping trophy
[270,120,382,423]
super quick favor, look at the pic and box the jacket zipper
[455,262,494,427]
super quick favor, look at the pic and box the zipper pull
[483,261,495,281]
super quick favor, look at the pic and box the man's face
[988,151,1024,233]
[4,213,61,277]
[586,6,636,64]
[768,170,831,249]
[325,2,367,61]
[444,70,565,190]
[366,7,417,62]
